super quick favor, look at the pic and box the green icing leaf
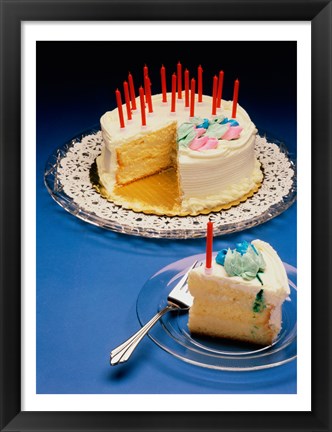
[178,129,197,148]
[256,272,264,285]
[177,122,195,141]
[177,122,197,148]
[252,289,266,313]
[205,123,229,139]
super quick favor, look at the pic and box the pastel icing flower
[205,123,229,139]
[197,118,209,129]
[189,128,209,150]
[220,117,239,127]
[179,129,197,147]
[195,127,206,137]
[221,125,243,140]
[179,114,243,150]
[177,122,197,147]
[216,249,228,266]
[178,122,195,141]
[235,240,250,255]
[189,135,209,150]
[216,242,266,281]
[198,137,218,151]
[209,115,225,124]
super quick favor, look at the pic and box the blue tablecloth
[36,41,297,395]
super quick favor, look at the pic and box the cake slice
[188,240,290,345]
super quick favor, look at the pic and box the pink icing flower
[195,127,206,137]
[189,128,209,150]
[189,135,209,150]
[221,126,243,140]
[198,137,219,151]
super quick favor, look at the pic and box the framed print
[0,0,331,431]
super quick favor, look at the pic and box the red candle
[115,88,125,128]
[128,72,136,110]
[123,81,132,120]
[144,75,153,113]
[205,221,214,271]
[143,64,148,77]
[139,86,146,126]
[212,75,218,115]
[198,65,203,102]
[184,69,189,108]
[161,65,167,102]
[171,73,176,112]
[217,70,224,108]
[232,79,240,118]
[177,61,182,99]
[190,78,196,117]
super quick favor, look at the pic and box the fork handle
[110,305,177,366]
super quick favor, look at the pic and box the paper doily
[44,127,296,239]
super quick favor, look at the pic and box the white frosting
[97,93,262,212]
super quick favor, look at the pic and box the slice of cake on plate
[188,238,290,346]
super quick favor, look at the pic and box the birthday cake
[96,68,263,216]
[188,239,290,345]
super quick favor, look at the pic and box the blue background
[36,41,297,394]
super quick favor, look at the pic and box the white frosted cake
[188,240,290,345]
[96,93,263,215]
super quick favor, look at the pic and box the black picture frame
[0,0,331,431]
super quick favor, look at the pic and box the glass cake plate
[136,254,297,371]
[44,126,297,239]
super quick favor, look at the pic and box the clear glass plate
[136,254,297,371]
[44,126,296,239]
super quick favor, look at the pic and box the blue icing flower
[197,118,209,129]
[220,117,239,127]
[235,241,249,255]
[216,249,228,266]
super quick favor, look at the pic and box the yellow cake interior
[188,281,279,345]
[115,122,178,186]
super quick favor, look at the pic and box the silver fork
[110,260,199,366]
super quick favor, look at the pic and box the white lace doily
[44,128,296,238]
